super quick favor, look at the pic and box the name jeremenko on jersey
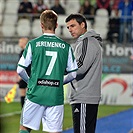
[36,41,65,49]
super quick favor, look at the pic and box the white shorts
[20,99,64,132]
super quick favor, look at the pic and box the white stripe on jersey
[66,47,78,72]
[18,43,32,67]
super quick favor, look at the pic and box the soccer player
[65,14,103,133]
[17,10,78,133]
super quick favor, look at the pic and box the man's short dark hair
[65,13,87,29]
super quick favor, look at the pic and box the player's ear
[41,22,44,29]
[56,23,58,28]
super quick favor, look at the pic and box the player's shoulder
[29,35,44,43]
[27,35,44,48]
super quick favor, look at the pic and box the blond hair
[40,10,58,31]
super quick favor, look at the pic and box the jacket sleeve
[75,37,98,78]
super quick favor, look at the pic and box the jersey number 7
[45,51,57,76]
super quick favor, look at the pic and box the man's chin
[72,34,77,38]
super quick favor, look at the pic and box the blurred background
[0,0,133,105]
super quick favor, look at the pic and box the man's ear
[81,22,85,29]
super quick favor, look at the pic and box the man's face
[66,19,85,38]
[19,38,27,49]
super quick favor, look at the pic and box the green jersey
[18,34,78,106]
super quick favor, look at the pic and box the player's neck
[43,30,55,34]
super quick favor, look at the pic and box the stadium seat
[0,0,5,25]
[55,26,62,37]
[58,15,66,26]
[5,0,19,14]
[94,16,108,27]
[95,9,109,27]
[57,15,67,37]
[16,19,31,37]
[96,9,108,16]
[65,0,80,15]
[2,24,16,37]
[3,14,18,25]
[94,26,108,40]
[57,15,73,38]
[0,0,5,14]
[94,9,109,40]
[87,20,92,30]
[0,14,3,25]
[31,19,42,37]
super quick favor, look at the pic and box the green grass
[0,102,132,133]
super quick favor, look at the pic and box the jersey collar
[43,33,55,36]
